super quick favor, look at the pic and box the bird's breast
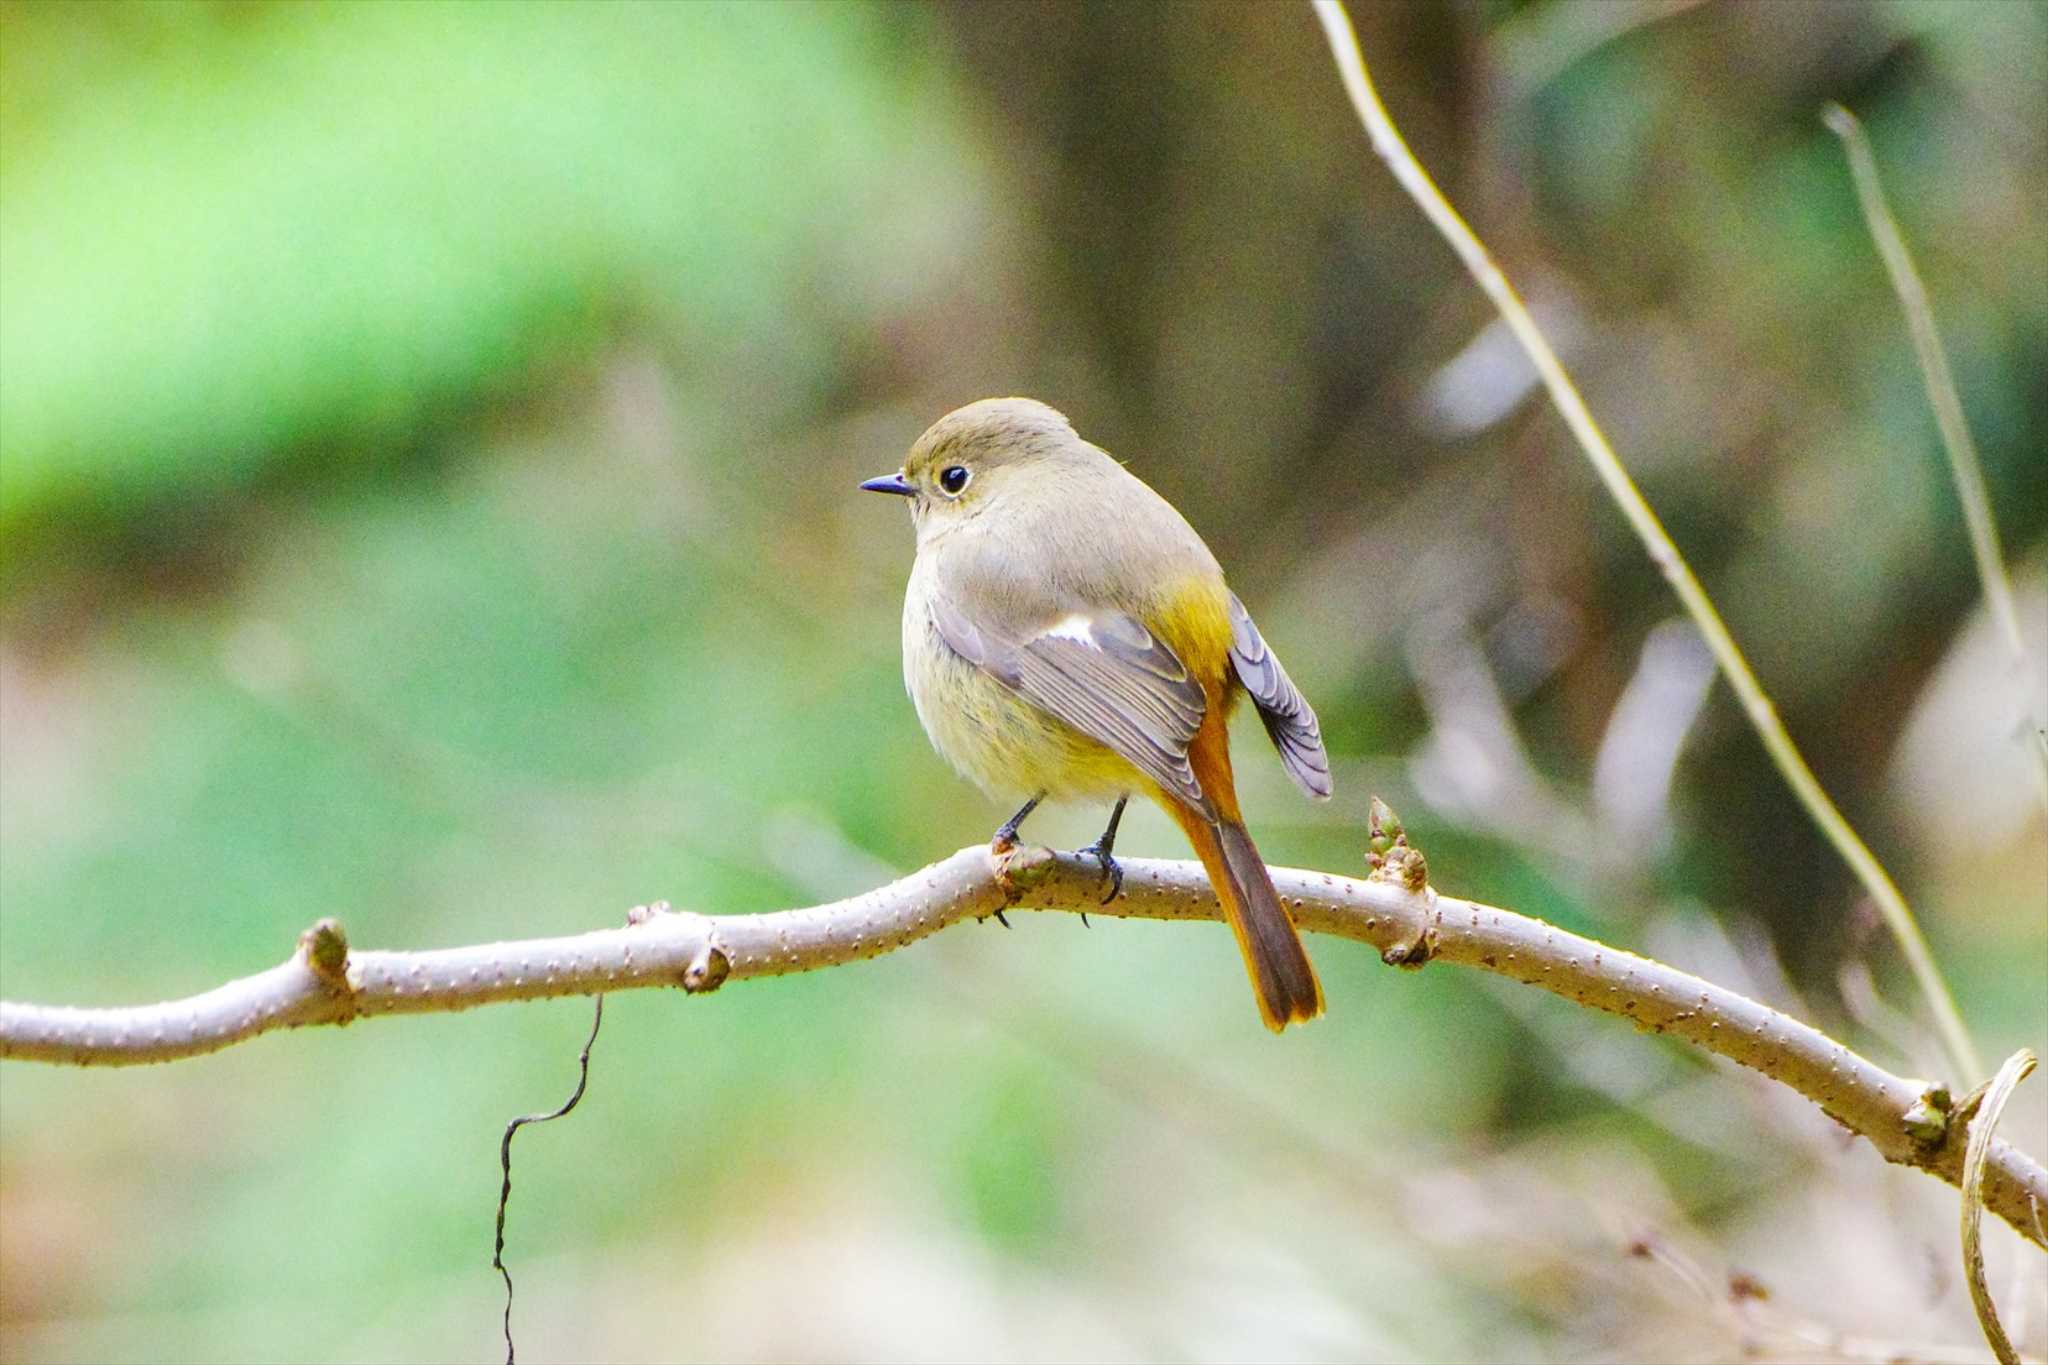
[899,551,1143,802]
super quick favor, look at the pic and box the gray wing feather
[1227,594,1332,800]
[929,595,1210,810]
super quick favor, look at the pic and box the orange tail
[1164,802,1324,1032]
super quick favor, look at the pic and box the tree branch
[2,845,2043,1249]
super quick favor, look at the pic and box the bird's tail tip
[1210,817,1325,1032]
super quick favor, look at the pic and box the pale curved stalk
[1308,0,1982,1083]
[1961,1049,2039,1364]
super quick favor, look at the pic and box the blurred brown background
[2,2,2043,1360]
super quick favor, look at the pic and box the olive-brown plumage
[861,398,1330,1031]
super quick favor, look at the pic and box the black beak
[859,471,915,497]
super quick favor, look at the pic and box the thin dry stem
[1824,103,2048,803]
[1308,0,1982,1084]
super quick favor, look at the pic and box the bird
[860,397,1331,1031]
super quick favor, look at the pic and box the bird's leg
[987,792,1046,928]
[990,792,1045,853]
[1076,796,1128,908]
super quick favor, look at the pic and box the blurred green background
[2,2,2043,1360]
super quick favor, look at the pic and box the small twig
[493,996,604,1365]
[1823,103,2048,804]
[1629,1229,2024,1364]
[1308,0,1982,1086]
[1961,1049,2038,1365]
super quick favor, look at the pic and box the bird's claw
[1078,842,1123,904]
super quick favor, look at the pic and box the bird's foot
[1076,839,1124,905]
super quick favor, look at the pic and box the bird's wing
[929,593,1210,810]
[1227,594,1331,800]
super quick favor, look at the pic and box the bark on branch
[2,845,2043,1249]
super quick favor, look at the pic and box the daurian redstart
[862,398,1330,1031]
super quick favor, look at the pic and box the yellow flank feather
[1142,575,1237,699]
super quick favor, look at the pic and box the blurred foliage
[0,0,972,539]
[2,2,2043,1361]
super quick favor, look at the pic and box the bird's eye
[938,465,971,495]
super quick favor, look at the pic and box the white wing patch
[1042,613,1095,644]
